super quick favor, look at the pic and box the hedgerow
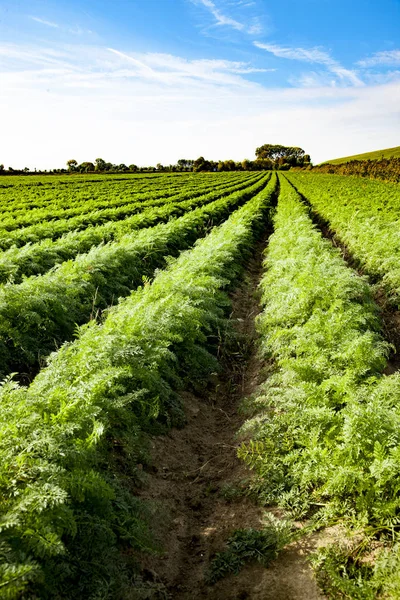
[311,156,400,183]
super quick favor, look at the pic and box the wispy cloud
[1,41,399,169]
[254,41,364,87]
[29,15,92,35]
[358,50,400,67]
[30,16,59,28]
[107,48,273,86]
[192,0,262,34]
[195,0,245,30]
[0,42,272,92]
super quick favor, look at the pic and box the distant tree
[242,159,257,170]
[79,161,95,173]
[177,159,194,171]
[255,144,304,160]
[193,156,212,172]
[0,164,4,173]
[193,157,204,171]
[95,158,107,171]
[23,167,30,173]
[156,163,164,171]
[66,159,78,172]
[255,144,308,168]
[255,157,274,170]
[117,164,128,172]
[128,164,138,172]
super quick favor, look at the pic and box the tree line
[0,144,312,175]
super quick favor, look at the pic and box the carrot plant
[0,174,270,379]
[287,171,400,306]
[0,172,263,283]
[0,171,249,223]
[0,172,259,249]
[239,175,400,596]
[0,175,277,599]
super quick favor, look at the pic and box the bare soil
[138,236,324,599]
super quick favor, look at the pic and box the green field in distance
[321,145,400,165]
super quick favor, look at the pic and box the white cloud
[358,50,400,67]
[196,0,244,30]
[29,15,92,35]
[1,42,399,168]
[30,16,59,28]
[192,0,261,34]
[107,48,272,86]
[254,41,364,87]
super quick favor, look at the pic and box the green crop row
[0,174,277,599]
[0,173,262,250]
[0,173,263,284]
[0,174,271,380]
[0,172,249,225]
[286,171,400,305]
[0,176,186,216]
[239,176,400,597]
[0,172,255,235]
[0,171,209,212]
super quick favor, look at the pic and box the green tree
[255,144,308,168]
[66,159,78,172]
[193,156,213,172]
[177,159,194,171]
[79,162,95,173]
[95,158,107,171]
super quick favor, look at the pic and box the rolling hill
[321,145,400,165]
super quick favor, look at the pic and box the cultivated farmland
[1,170,400,599]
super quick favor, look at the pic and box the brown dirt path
[138,236,324,600]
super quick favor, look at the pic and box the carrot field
[2,171,400,599]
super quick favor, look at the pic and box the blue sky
[1,0,399,167]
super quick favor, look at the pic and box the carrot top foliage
[0,176,277,599]
[239,175,400,597]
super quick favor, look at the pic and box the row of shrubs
[310,157,400,183]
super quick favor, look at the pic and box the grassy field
[321,145,400,164]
